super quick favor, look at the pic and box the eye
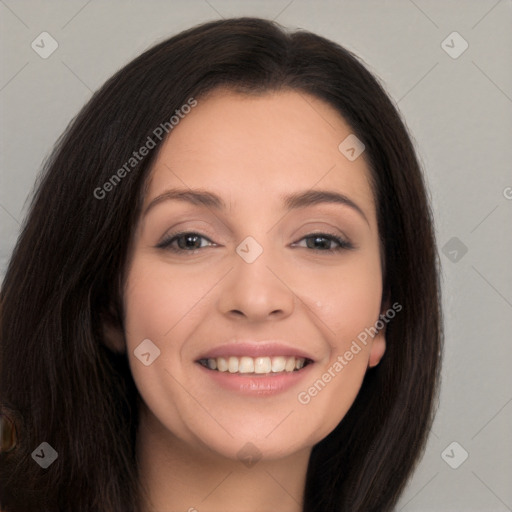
[156,231,215,252]
[292,232,354,252]
[156,231,354,254]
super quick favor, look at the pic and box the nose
[217,244,295,323]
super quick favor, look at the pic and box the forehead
[145,88,376,219]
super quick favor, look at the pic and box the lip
[195,341,316,362]
[195,359,316,396]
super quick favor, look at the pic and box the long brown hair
[0,17,443,511]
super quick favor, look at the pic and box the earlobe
[368,296,390,368]
[368,331,386,368]
[100,308,126,353]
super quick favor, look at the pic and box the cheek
[291,254,382,437]
[313,254,383,345]
[122,259,185,391]
[122,255,221,399]
[123,256,203,345]
[122,257,201,436]
[295,267,382,438]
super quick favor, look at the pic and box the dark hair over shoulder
[0,17,442,512]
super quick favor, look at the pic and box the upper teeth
[202,356,307,374]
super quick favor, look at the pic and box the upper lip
[196,341,316,362]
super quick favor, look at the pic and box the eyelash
[156,231,354,254]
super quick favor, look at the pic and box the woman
[0,17,443,512]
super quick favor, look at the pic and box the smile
[197,355,313,374]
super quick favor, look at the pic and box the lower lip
[195,362,315,396]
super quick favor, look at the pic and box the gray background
[1,1,511,510]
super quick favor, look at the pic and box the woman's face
[122,88,386,461]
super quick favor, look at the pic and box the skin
[106,88,386,511]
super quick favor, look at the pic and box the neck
[135,404,310,512]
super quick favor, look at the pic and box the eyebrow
[144,188,369,225]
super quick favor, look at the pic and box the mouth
[193,341,317,395]
[196,355,314,375]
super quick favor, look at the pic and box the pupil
[180,234,199,249]
[308,236,327,249]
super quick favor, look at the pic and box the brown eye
[293,232,354,252]
[157,232,214,252]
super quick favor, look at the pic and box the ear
[99,304,126,353]
[368,294,390,368]
[368,329,386,368]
